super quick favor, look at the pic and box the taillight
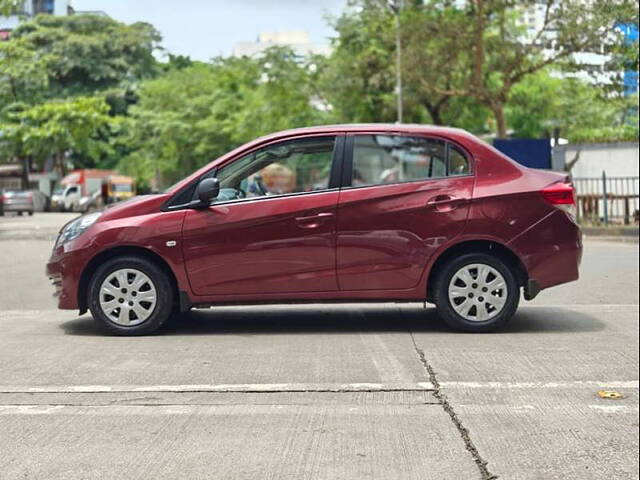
[542,182,576,217]
[542,182,575,205]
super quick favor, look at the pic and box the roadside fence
[573,173,639,225]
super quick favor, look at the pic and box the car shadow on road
[59,304,605,336]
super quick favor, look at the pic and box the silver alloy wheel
[99,268,157,326]
[448,263,508,322]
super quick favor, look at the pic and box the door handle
[295,212,334,228]
[427,195,457,206]
[427,195,464,211]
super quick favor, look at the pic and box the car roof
[251,123,472,141]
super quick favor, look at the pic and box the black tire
[28,211,34,216]
[17,211,23,216]
[433,252,520,333]
[88,256,175,335]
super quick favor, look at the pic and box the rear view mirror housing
[190,177,220,208]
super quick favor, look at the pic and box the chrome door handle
[295,212,334,222]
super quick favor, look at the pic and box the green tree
[10,14,161,97]
[0,96,114,175]
[322,4,397,123]
[0,0,21,16]
[419,0,638,137]
[121,48,332,188]
[323,1,490,128]
[0,37,50,105]
[505,70,639,142]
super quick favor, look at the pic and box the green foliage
[506,70,639,142]
[119,48,333,187]
[322,4,397,122]
[0,96,115,169]
[0,37,50,105]
[1,2,637,187]
[0,0,21,16]
[10,14,161,97]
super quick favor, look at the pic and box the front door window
[214,136,337,203]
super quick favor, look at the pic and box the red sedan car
[47,124,582,335]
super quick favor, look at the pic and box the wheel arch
[425,239,528,303]
[78,245,179,314]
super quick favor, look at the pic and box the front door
[182,135,342,297]
[336,133,474,291]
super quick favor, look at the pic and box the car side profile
[46,124,582,335]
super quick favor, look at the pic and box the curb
[581,226,639,244]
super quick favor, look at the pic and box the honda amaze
[46,124,582,335]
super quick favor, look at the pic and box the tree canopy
[0,4,638,189]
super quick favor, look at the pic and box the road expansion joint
[409,332,498,480]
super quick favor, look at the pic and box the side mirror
[192,177,220,208]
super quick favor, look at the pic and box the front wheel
[433,253,520,332]
[88,256,175,335]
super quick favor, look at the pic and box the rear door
[336,133,474,291]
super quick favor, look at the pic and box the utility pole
[394,7,403,123]
[385,0,404,123]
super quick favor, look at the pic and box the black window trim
[341,133,474,190]
[163,133,345,211]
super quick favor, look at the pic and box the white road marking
[439,380,639,389]
[0,382,435,394]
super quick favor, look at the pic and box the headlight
[56,212,102,247]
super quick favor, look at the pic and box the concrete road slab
[411,304,639,479]
[0,392,478,480]
[0,307,430,386]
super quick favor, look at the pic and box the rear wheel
[88,256,175,335]
[433,253,519,332]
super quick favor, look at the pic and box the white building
[232,31,331,59]
[1,0,70,39]
[516,1,635,92]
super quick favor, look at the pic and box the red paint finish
[182,191,339,296]
[46,124,582,312]
[336,175,474,291]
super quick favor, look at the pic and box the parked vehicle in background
[51,184,80,212]
[78,175,137,213]
[46,124,582,336]
[51,169,115,212]
[0,189,35,216]
[102,174,136,204]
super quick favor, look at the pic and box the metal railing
[573,174,639,225]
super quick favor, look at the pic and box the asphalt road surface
[0,213,638,479]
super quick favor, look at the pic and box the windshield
[112,183,133,192]
[52,188,64,195]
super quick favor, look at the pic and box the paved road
[0,213,638,479]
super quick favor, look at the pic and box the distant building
[1,0,108,41]
[1,0,70,39]
[516,1,638,95]
[232,31,331,59]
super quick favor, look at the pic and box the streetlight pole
[386,0,404,123]
[394,9,403,123]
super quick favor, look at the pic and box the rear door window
[350,134,470,187]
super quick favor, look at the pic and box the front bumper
[46,241,93,310]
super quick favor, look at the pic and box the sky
[72,0,348,61]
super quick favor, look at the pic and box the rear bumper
[1,201,33,212]
[510,210,582,293]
